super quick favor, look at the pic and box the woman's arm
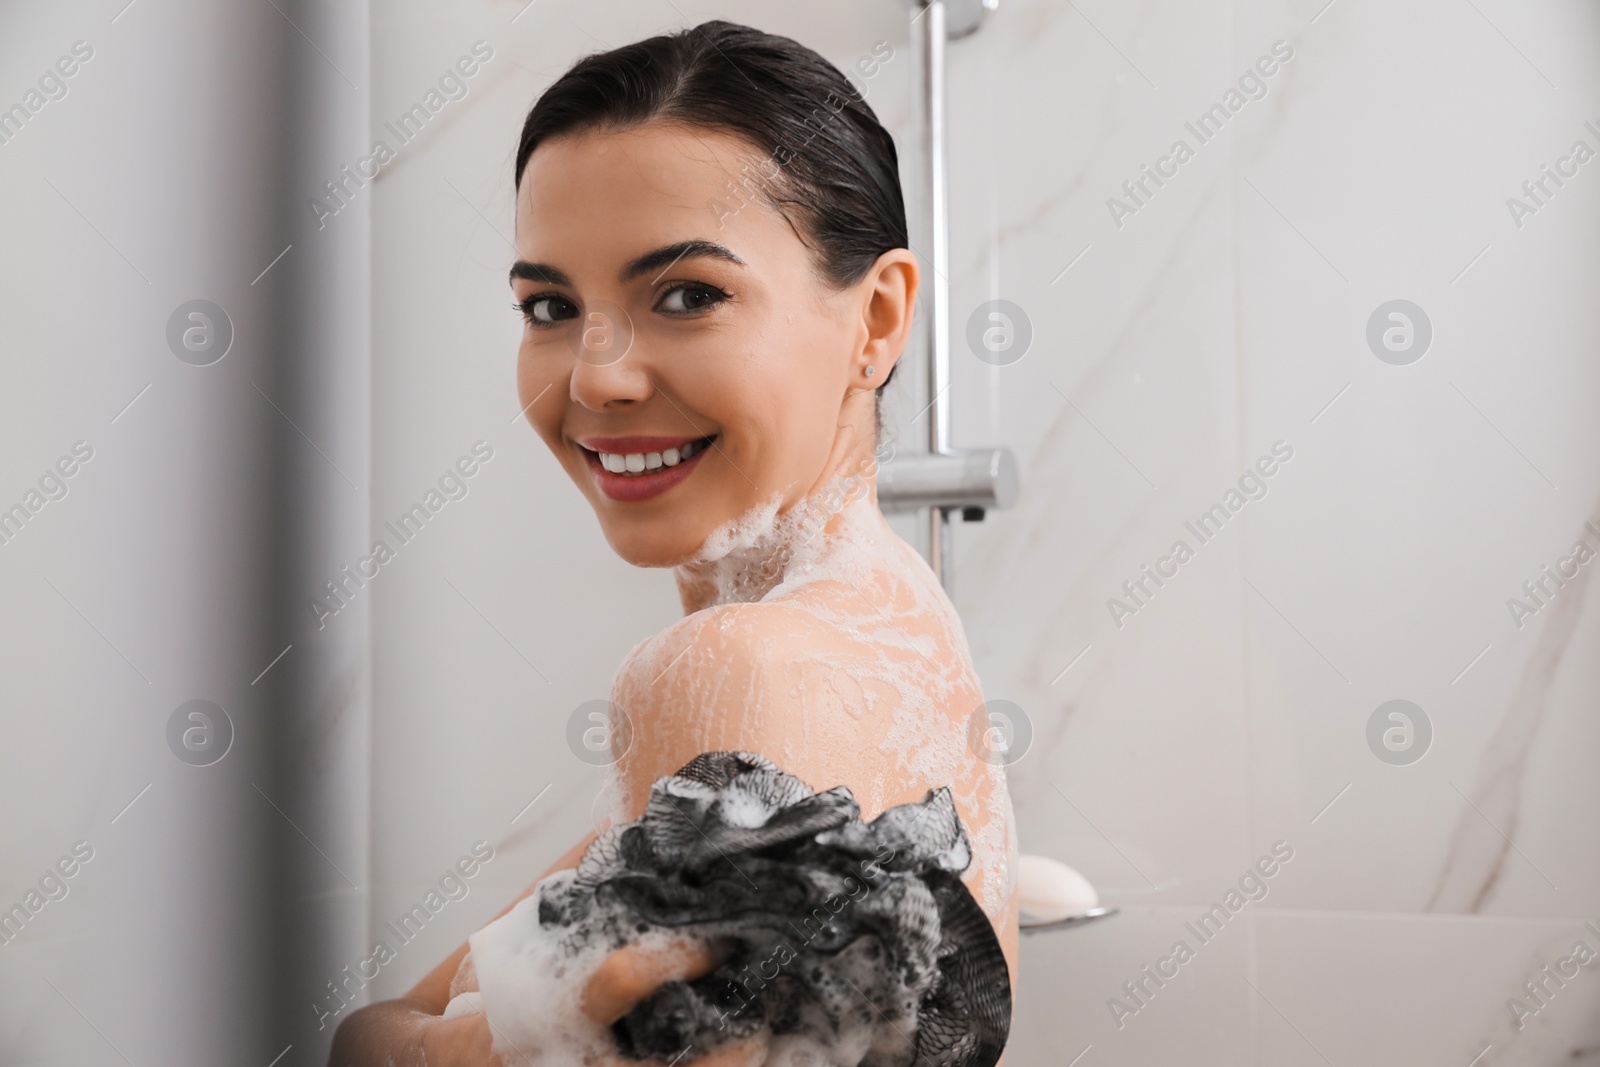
[328,815,767,1067]
[611,598,939,824]
[614,594,1021,998]
[334,595,1005,1064]
[614,601,839,797]
[327,831,596,1066]
[331,602,845,1065]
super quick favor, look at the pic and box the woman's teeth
[596,437,712,475]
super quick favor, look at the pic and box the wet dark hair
[515,20,907,390]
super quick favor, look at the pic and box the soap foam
[622,470,1018,919]
[471,752,1010,1066]
[472,872,907,1067]
[470,870,669,1065]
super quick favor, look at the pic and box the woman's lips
[576,435,716,503]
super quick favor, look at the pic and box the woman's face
[512,123,909,567]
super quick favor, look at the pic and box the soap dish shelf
[1019,906,1120,935]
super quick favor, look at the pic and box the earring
[864,364,877,379]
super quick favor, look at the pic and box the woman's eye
[656,284,727,315]
[517,294,580,327]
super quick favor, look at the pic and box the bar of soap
[1016,854,1099,923]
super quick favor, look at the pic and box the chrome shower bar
[877,446,1018,515]
[923,0,953,581]
[877,0,1013,586]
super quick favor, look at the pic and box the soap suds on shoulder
[606,473,1018,921]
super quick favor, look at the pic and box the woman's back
[608,488,1020,984]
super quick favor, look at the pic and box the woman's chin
[601,523,707,569]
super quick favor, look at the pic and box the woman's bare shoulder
[619,588,865,678]
[608,596,882,806]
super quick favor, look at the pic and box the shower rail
[876,0,1018,587]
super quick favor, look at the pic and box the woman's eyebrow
[621,240,745,282]
[508,242,744,288]
[509,261,571,287]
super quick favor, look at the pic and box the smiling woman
[330,19,1016,1067]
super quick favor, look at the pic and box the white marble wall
[368,0,1600,1063]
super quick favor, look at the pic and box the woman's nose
[568,303,651,410]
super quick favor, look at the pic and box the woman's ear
[855,249,919,385]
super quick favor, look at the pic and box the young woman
[331,20,1017,1065]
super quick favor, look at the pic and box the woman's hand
[415,1013,504,1067]
[580,938,769,1066]
[327,998,501,1067]
[358,938,765,1067]
[580,938,718,1024]
[331,833,767,1067]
